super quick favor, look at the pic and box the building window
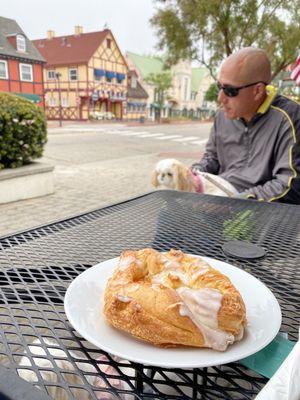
[16,34,26,52]
[183,77,189,101]
[131,76,137,89]
[61,98,69,107]
[0,60,8,79]
[19,63,33,82]
[106,38,111,48]
[48,70,56,80]
[49,97,56,107]
[69,68,78,81]
[191,91,197,101]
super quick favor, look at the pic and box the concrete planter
[0,162,54,204]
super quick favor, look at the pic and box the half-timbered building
[33,27,128,120]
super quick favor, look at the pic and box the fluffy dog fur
[151,159,198,192]
[152,159,237,197]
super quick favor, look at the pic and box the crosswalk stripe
[173,136,199,142]
[138,133,166,138]
[48,127,208,146]
[155,135,181,140]
[105,130,134,134]
[192,139,208,145]
[120,131,147,136]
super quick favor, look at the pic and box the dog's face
[152,159,179,189]
[152,158,197,192]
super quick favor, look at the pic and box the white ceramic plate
[64,256,282,368]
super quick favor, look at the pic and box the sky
[1,0,160,55]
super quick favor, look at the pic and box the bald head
[221,47,271,85]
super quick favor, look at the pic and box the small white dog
[152,159,237,197]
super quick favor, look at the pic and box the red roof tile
[32,30,109,67]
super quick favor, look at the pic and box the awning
[106,71,116,79]
[14,93,41,103]
[116,72,125,81]
[94,68,105,78]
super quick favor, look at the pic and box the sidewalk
[0,122,202,238]
[0,153,158,238]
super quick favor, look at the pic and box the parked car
[91,111,116,120]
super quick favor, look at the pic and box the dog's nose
[162,173,165,178]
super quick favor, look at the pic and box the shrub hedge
[0,92,47,170]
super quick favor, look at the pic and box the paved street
[0,121,212,237]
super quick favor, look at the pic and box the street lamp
[55,72,63,127]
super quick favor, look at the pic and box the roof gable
[0,16,45,63]
[191,67,209,91]
[33,30,111,67]
[126,52,165,78]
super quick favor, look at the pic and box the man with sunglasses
[191,47,300,204]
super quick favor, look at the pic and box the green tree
[151,0,300,81]
[205,83,219,104]
[145,72,173,120]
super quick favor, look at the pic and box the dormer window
[131,76,137,89]
[16,34,26,52]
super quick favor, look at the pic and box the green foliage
[145,72,173,108]
[205,83,219,103]
[151,0,300,80]
[0,92,47,170]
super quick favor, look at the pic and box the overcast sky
[1,0,160,55]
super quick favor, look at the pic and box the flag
[290,53,300,86]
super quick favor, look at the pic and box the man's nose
[218,89,226,103]
[218,89,225,103]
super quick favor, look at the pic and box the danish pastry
[103,248,246,351]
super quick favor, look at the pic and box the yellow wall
[125,96,147,120]
[44,31,128,120]
[87,32,127,95]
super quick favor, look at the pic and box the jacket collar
[257,85,277,114]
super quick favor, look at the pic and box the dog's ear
[177,165,196,191]
[176,164,188,191]
[151,170,159,187]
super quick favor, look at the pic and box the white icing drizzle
[110,276,130,288]
[234,326,244,342]
[127,283,140,292]
[118,256,138,271]
[168,270,189,285]
[176,287,236,351]
[116,294,132,303]
[190,268,210,281]
[162,258,181,270]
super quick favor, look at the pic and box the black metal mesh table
[0,190,299,399]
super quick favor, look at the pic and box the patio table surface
[0,190,299,399]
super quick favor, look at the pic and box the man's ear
[254,82,266,101]
[151,170,159,187]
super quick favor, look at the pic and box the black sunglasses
[216,81,266,97]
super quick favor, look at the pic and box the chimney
[47,30,55,40]
[74,26,83,36]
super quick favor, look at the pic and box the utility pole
[55,72,63,127]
